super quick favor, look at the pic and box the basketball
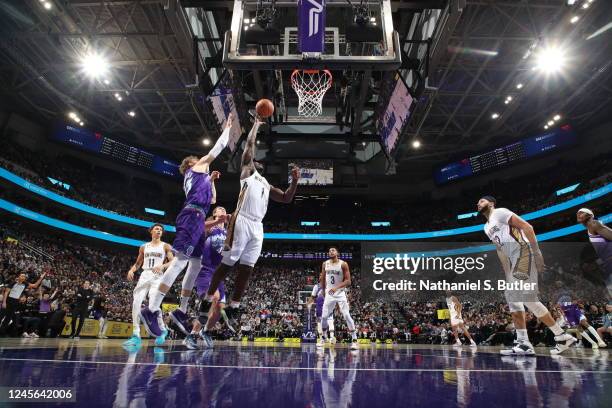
[256,98,274,118]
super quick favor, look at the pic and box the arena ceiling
[0,0,610,176]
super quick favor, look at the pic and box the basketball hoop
[290,69,333,117]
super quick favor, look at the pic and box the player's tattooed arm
[591,220,612,240]
[270,167,300,203]
[330,262,352,294]
[127,245,145,281]
[240,117,264,178]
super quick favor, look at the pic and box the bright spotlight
[81,52,109,79]
[547,120,554,126]
[103,79,110,85]
[412,140,421,149]
[553,114,561,121]
[582,2,589,8]
[68,112,77,119]
[79,122,84,126]
[370,17,376,22]
[43,2,52,10]
[570,16,579,24]
[491,113,500,119]
[516,83,524,89]
[534,46,565,74]
[128,110,136,117]
[203,138,211,146]
[361,141,366,146]
[544,125,549,129]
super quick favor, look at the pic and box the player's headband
[577,208,594,217]
[480,195,496,204]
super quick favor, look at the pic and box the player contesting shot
[139,114,234,338]
[477,195,577,355]
[198,111,300,337]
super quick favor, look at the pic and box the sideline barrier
[60,317,151,338]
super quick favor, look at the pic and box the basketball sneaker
[183,333,200,350]
[123,334,142,347]
[139,307,162,337]
[550,333,577,355]
[224,305,242,333]
[155,329,168,346]
[170,309,190,335]
[200,329,214,348]
[469,340,477,348]
[499,341,535,356]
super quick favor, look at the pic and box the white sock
[587,325,605,344]
[317,322,323,337]
[517,329,529,343]
[149,290,166,313]
[351,331,357,340]
[549,323,564,337]
[581,330,596,346]
[179,296,190,313]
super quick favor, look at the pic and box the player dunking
[199,117,299,330]
[124,224,174,347]
[140,114,233,338]
[577,208,612,298]
[445,292,477,347]
[477,195,576,355]
[318,247,359,350]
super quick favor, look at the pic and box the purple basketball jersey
[561,304,584,327]
[196,226,227,300]
[183,168,213,210]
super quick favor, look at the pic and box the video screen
[288,160,333,185]
[377,73,413,156]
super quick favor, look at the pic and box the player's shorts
[321,293,349,319]
[222,213,264,267]
[316,296,324,318]
[195,266,226,302]
[93,309,107,320]
[172,207,207,258]
[504,251,539,305]
[135,269,162,294]
[561,304,585,327]
[450,318,464,326]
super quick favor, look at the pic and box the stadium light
[547,120,554,126]
[43,2,52,10]
[570,16,580,24]
[544,125,549,129]
[79,122,84,126]
[202,138,211,146]
[68,112,77,120]
[491,113,500,119]
[128,110,136,117]
[516,83,523,89]
[534,46,565,74]
[582,2,589,8]
[81,52,109,79]
[553,114,561,121]
[412,140,421,149]
[103,79,110,85]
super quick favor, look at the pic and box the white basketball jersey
[143,242,166,271]
[324,259,345,295]
[446,297,461,321]
[484,207,528,259]
[238,170,270,222]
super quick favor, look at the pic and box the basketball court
[0,338,609,407]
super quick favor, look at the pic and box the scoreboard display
[51,123,180,178]
[377,72,414,156]
[434,125,577,185]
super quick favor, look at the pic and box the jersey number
[148,258,155,268]
[330,276,335,284]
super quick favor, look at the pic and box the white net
[290,70,333,117]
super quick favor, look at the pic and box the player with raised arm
[477,195,576,355]
[445,292,477,347]
[139,114,234,338]
[198,116,300,333]
[318,247,359,350]
[124,224,174,347]
[577,208,612,298]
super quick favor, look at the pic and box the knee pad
[524,301,549,318]
[508,302,525,312]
